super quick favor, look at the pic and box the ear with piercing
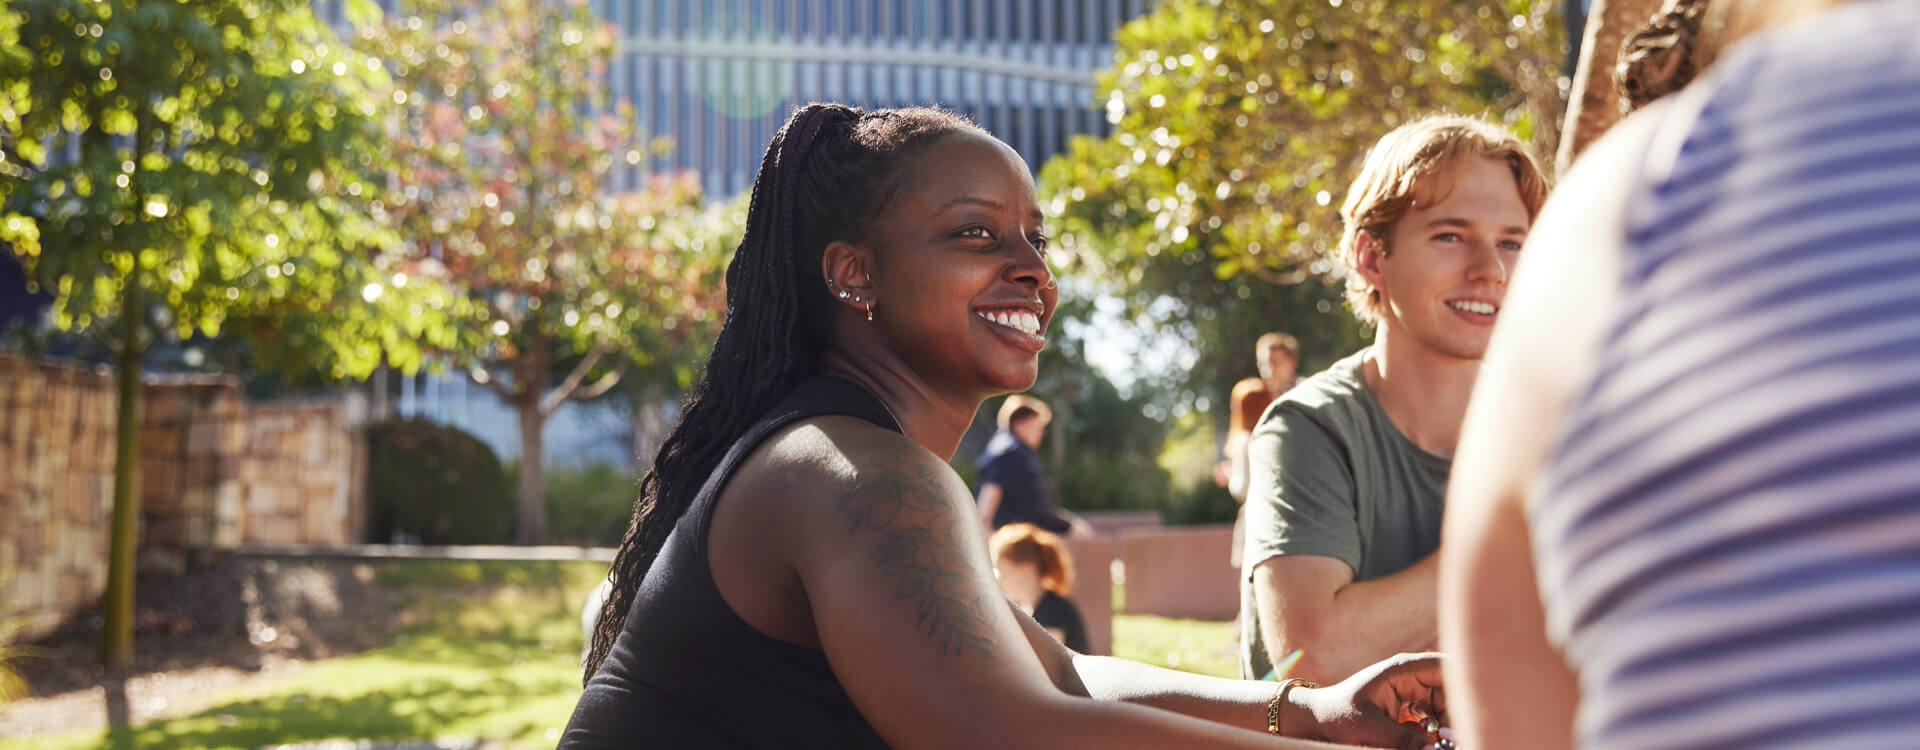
[827,276,877,322]
[863,273,877,321]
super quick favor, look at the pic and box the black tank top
[560,376,896,749]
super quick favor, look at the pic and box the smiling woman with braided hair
[560,103,1448,749]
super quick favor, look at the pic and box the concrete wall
[1117,525,1239,622]
[0,354,367,638]
[1062,537,1116,656]
[1062,518,1243,654]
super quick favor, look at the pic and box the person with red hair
[990,523,1088,653]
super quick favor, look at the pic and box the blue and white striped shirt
[1532,3,1920,748]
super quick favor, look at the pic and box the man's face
[1012,415,1049,449]
[1361,157,1529,361]
[1257,345,1297,389]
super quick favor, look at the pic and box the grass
[3,561,1243,749]
[3,560,608,750]
[0,564,31,705]
[1111,615,1241,679]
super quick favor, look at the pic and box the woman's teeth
[978,309,1041,336]
[1447,300,1497,315]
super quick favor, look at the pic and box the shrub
[365,418,515,544]
[1051,447,1174,515]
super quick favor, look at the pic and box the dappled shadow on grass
[64,674,576,750]
[7,559,608,749]
[371,563,605,672]
[18,557,404,700]
[372,560,598,590]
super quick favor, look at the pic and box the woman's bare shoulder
[729,416,972,518]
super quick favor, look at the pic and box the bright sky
[1064,290,1200,406]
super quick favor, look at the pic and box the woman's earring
[865,300,875,322]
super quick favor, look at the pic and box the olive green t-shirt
[1237,349,1450,680]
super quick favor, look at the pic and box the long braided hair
[584,103,981,682]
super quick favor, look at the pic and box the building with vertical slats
[296,1,1155,464]
[314,0,1154,198]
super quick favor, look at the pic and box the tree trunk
[370,361,392,421]
[628,397,669,471]
[1557,0,1665,172]
[514,348,550,544]
[100,281,142,671]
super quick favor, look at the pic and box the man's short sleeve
[976,452,1008,489]
[1242,403,1362,577]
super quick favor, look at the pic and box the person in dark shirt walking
[975,394,1092,538]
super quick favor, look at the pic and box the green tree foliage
[1028,302,1180,516]
[964,299,1218,525]
[1040,0,1567,419]
[353,0,731,543]
[0,0,456,669]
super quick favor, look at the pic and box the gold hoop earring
[865,300,874,322]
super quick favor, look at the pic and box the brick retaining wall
[0,353,366,639]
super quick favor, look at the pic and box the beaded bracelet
[1265,678,1317,735]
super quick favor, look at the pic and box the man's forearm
[1263,554,1438,683]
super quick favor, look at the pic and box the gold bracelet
[1266,677,1318,735]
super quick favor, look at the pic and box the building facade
[302,0,1154,466]
[318,0,1151,198]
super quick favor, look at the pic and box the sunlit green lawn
[4,560,607,750]
[1111,613,1241,679]
[5,560,1241,749]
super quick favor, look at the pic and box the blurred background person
[1441,2,1920,748]
[991,523,1089,654]
[977,394,1094,538]
[1219,333,1303,510]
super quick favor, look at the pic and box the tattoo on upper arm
[832,454,999,660]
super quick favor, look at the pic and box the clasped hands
[1280,653,1450,750]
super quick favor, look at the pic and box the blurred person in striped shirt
[1441,2,1920,748]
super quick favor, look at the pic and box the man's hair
[1336,115,1550,324]
[997,394,1053,430]
[1255,332,1299,359]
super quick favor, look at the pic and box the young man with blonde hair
[975,394,1093,538]
[1239,115,1548,684]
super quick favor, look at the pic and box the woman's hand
[1298,652,1447,749]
